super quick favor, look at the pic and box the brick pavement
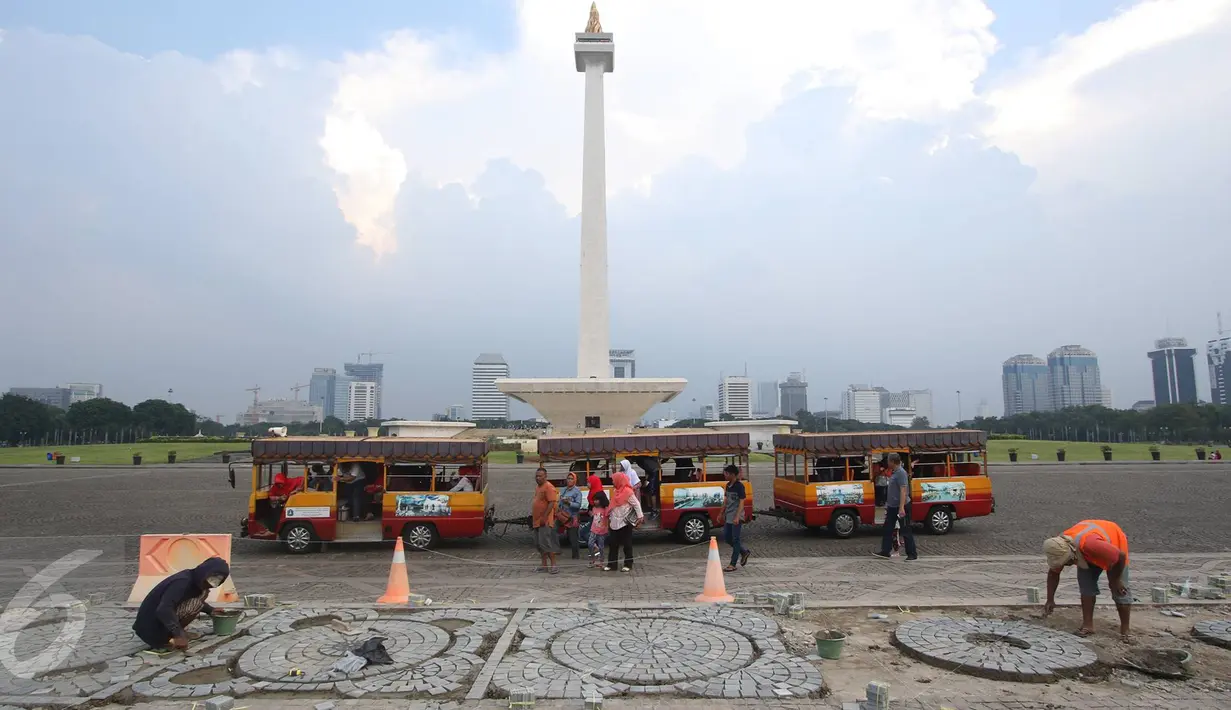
[0,602,1228,709]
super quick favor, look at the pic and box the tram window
[386,463,432,492]
[257,465,273,491]
[306,462,333,491]
[911,453,946,478]
[850,457,870,481]
[811,457,845,483]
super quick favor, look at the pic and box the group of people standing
[532,463,644,574]
[531,459,753,575]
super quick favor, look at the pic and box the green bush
[988,433,1027,440]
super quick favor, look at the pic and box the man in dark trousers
[872,453,918,560]
[132,557,230,650]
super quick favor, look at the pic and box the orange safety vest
[1063,519,1128,568]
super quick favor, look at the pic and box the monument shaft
[578,59,611,379]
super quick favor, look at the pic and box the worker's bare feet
[1074,627,1094,638]
[1120,630,1134,644]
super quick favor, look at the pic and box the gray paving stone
[891,617,1098,682]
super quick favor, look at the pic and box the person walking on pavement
[531,467,561,574]
[1042,519,1132,640]
[872,453,917,560]
[717,464,751,571]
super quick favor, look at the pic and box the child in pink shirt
[588,491,610,568]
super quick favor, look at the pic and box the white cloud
[1,0,1229,418]
[983,0,1231,189]
[320,0,1001,254]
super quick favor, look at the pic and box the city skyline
[2,3,1228,425]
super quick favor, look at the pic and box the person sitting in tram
[307,464,332,491]
[269,463,304,500]
[450,465,479,492]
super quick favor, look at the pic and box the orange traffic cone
[377,538,411,604]
[695,536,734,603]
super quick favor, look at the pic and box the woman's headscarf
[619,459,640,487]
[587,473,604,505]
[611,472,634,507]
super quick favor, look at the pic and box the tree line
[962,403,1230,444]
[0,394,407,447]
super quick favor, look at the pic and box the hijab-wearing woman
[587,472,604,508]
[604,471,644,572]
[619,459,641,494]
[560,472,584,560]
[133,557,230,651]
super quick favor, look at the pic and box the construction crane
[357,351,391,363]
[245,385,261,406]
[290,383,308,400]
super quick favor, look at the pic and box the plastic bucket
[815,631,846,659]
[211,610,242,636]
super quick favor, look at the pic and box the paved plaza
[1,601,1230,709]
[2,462,1231,708]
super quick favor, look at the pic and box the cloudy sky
[1,0,1228,424]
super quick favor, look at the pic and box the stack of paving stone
[763,592,805,616]
[243,594,275,609]
[840,681,890,710]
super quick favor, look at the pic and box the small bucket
[815,630,847,659]
[211,609,243,636]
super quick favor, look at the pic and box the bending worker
[1042,519,1131,640]
[132,557,231,651]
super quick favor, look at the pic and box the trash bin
[515,452,525,464]
[55,455,66,466]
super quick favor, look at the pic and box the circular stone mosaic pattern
[551,618,754,684]
[893,617,1098,683]
[237,620,450,682]
[1193,620,1231,649]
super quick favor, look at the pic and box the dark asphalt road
[1,462,1227,605]
[1,461,1227,554]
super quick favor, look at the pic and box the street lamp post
[956,390,963,424]
[823,397,829,432]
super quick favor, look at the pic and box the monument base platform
[495,377,686,432]
[382,420,476,438]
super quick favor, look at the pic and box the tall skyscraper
[755,380,779,417]
[309,368,336,418]
[609,349,635,378]
[472,353,511,420]
[332,375,354,421]
[779,373,809,419]
[1002,355,1050,416]
[841,385,886,424]
[1047,345,1102,410]
[343,362,384,419]
[347,381,378,421]
[1209,335,1230,405]
[1148,337,1198,405]
[718,376,752,419]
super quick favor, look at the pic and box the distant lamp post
[956,390,963,424]
[823,397,829,432]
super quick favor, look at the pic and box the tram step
[335,521,382,541]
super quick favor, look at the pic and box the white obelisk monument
[496,4,685,432]
[575,3,613,380]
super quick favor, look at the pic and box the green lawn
[0,441,249,465]
[987,439,1207,463]
[486,450,777,465]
